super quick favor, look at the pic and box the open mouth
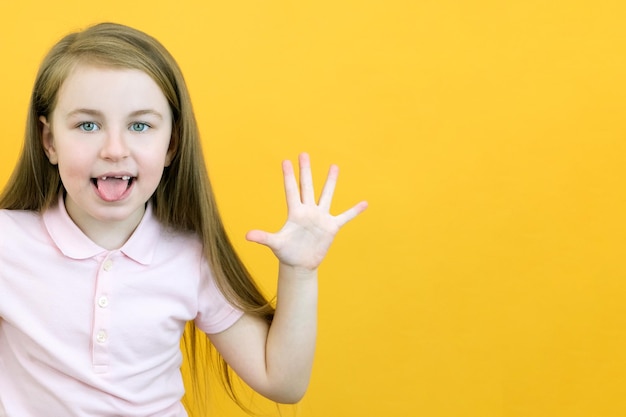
[91,175,136,201]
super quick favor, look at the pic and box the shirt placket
[92,253,114,374]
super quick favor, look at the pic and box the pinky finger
[334,201,369,228]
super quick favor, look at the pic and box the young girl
[0,22,367,416]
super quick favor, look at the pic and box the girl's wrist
[278,262,318,280]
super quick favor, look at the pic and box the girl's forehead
[55,64,170,117]
[62,63,156,89]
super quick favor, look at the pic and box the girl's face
[41,64,173,243]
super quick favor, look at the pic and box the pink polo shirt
[0,196,244,416]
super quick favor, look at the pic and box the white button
[97,296,109,308]
[103,260,113,271]
[96,330,108,343]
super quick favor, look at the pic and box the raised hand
[245,153,368,272]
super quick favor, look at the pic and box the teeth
[99,176,132,181]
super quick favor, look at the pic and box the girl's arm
[208,153,367,403]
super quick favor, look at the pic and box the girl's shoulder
[0,208,41,228]
[158,226,204,259]
[156,219,202,244]
[0,209,44,256]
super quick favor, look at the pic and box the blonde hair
[0,22,274,414]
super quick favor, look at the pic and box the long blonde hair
[0,22,274,414]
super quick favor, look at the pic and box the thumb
[245,229,273,246]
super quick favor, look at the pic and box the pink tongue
[97,178,129,201]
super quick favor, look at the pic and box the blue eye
[79,122,99,132]
[130,122,149,132]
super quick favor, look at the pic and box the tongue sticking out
[96,177,131,201]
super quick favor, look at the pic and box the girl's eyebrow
[65,108,103,118]
[128,109,164,120]
[65,108,164,120]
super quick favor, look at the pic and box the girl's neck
[76,220,140,250]
[64,199,145,250]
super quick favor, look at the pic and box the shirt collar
[43,194,161,265]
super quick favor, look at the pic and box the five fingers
[251,152,367,244]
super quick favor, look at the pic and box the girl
[0,22,367,416]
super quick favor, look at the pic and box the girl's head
[2,22,204,229]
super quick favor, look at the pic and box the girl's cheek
[58,160,88,179]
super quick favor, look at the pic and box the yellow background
[1,1,625,416]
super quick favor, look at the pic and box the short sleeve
[194,260,244,334]
[0,213,5,315]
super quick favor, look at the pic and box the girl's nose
[99,129,130,160]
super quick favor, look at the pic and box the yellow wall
[2,1,626,416]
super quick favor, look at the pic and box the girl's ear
[40,116,58,165]
[164,134,176,167]
[165,148,174,167]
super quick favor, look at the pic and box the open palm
[246,153,368,271]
